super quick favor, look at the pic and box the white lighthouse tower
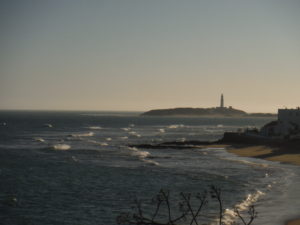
[220,94,224,108]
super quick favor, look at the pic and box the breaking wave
[71,132,94,137]
[34,137,45,143]
[159,128,165,133]
[86,140,109,146]
[222,190,265,225]
[87,126,102,130]
[51,144,71,151]
[167,124,185,129]
[221,157,269,168]
[127,147,159,166]
[128,131,141,137]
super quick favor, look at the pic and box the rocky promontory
[141,107,275,117]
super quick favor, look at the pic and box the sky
[1,0,300,113]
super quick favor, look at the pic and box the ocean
[0,111,299,225]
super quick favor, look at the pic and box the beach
[228,145,300,166]
[228,145,300,225]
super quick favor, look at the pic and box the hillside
[141,107,276,117]
[141,107,248,117]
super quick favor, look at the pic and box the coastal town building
[260,108,300,138]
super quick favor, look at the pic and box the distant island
[141,94,276,117]
[141,107,275,117]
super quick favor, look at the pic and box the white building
[260,108,300,138]
[277,108,300,136]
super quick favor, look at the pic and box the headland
[141,94,276,117]
[141,107,275,117]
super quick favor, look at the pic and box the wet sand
[227,145,300,225]
[286,219,300,225]
[227,145,300,166]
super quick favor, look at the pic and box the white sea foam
[71,132,94,137]
[128,131,141,137]
[106,138,112,141]
[120,136,128,140]
[222,190,265,225]
[159,128,165,133]
[122,128,131,131]
[87,126,102,130]
[127,147,148,158]
[86,140,108,146]
[167,124,185,129]
[129,124,135,127]
[43,123,53,128]
[131,150,150,158]
[142,159,160,166]
[217,124,224,128]
[220,156,269,168]
[177,138,186,142]
[127,147,159,165]
[34,137,45,143]
[100,142,108,146]
[52,144,71,151]
[71,156,78,162]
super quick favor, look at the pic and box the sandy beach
[228,145,300,166]
[286,219,300,225]
[227,145,300,225]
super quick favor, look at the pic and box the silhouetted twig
[116,187,258,225]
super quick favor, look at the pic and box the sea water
[0,111,299,225]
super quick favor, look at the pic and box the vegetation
[117,186,257,225]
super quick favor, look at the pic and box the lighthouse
[220,94,224,108]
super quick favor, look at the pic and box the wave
[86,140,108,146]
[122,128,131,131]
[71,156,79,162]
[128,131,141,137]
[222,157,269,168]
[120,136,128,140]
[127,147,149,158]
[87,126,102,130]
[34,137,45,143]
[142,159,160,166]
[51,144,71,151]
[177,138,186,142]
[159,128,165,133]
[106,138,112,141]
[127,147,159,165]
[222,190,265,225]
[43,123,53,128]
[167,124,185,129]
[71,132,94,137]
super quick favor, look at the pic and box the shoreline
[227,145,300,225]
[286,219,300,225]
[227,145,300,166]
[130,140,300,225]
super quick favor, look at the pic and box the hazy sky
[1,0,299,112]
